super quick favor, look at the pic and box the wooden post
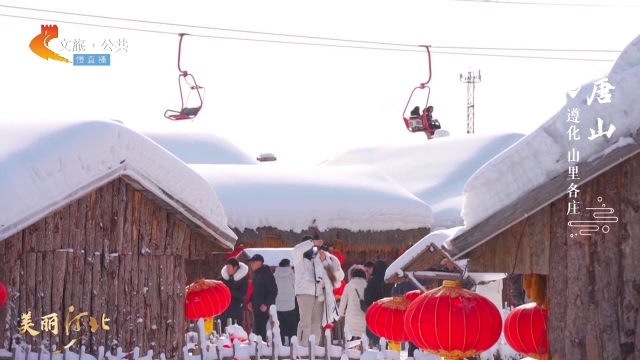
[289,338,294,360]
[324,330,330,360]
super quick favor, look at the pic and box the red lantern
[0,282,7,309]
[365,296,410,344]
[185,279,231,320]
[329,249,346,265]
[504,303,548,359]
[333,280,347,300]
[404,280,502,359]
[404,290,422,302]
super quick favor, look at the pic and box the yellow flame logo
[29,25,71,63]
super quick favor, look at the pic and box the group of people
[409,105,441,131]
[215,235,403,349]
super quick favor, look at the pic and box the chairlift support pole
[460,69,481,134]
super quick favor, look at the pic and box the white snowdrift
[142,129,258,165]
[321,133,524,228]
[461,34,640,229]
[0,119,236,245]
[191,164,434,232]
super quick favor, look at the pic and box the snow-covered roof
[190,164,434,232]
[439,34,640,258]
[321,133,523,229]
[385,226,466,279]
[385,226,507,284]
[142,130,258,165]
[237,248,293,267]
[461,35,640,230]
[0,119,237,248]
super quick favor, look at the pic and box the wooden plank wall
[466,206,551,275]
[232,226,430,267]
[462,152,640,358]
[546,153,640,359]
[0,179,219,359]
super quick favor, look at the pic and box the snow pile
[0,119,236,244]
[462,34,640,229]
[321,133,523,229]
[141,129,258,165]
[191,164,434,232]
[385,226,465,281]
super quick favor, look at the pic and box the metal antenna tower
[460,69,481,134]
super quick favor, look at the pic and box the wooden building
[0,120,237,358]
[398,136,640,358]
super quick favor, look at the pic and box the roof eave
[0,164,236,252]
[444,136,640,261]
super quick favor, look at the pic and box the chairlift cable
[0,4,624,53]
[0,12,616,62]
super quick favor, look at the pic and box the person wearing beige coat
[338,268,367,339]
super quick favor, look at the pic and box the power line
[450,0,640,7]
[0,4,623,53]
[0,12,615,62]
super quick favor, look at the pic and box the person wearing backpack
[338,268,367,340]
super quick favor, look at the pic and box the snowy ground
[320,133,524,229]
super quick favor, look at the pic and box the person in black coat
[247,254,278,340]
[218,258,249,330]
[363,260,393,348]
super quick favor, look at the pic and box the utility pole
[460,69,481,134]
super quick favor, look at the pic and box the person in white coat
[293,235,345,346]
[338,268,367,340]
[274,258,297,345]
